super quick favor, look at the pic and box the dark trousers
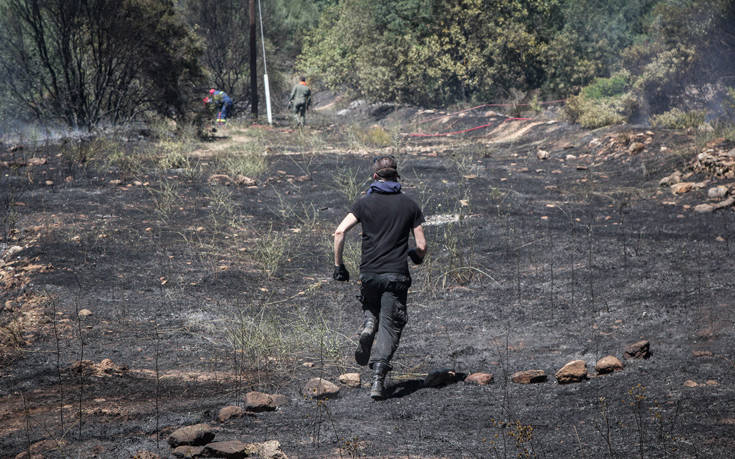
[359,272,411,371]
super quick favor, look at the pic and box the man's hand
[408,248,424,265]
[333,264,350,281]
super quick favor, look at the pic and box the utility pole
[249,0,258,119]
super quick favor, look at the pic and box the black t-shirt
[351,191,425,275]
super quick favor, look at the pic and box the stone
[708,185,729,200]
[167,423,215,447]
[270,394,289,407]
[218,405,244,422]
[623,340,650,359]
[424,369,458,388]
[78,308,93,317]
[706,380,719,386]
[251,440,288,459]
[683,380,698,388]
[629,142,645,154]
[303,378,340,399]
[511,370,547,384]
[234,175,257,186]
[244,391,276,412]
[694,203,714,213]
[339,373,361,388]
[693,350,713,357]
[659,171,682,186]
[595,356,624,374]
[536,150,549,160]
[555,360,588,384]
[132,451,159,459]
[2,245,23,260]
[670,182,694,194]
[27,157,47,166]
[172,445,204,458]
[109,179,122,185]
[714,196,735,210]
[201,440,253,458]
[44,180,54,186]
[465,372,494,385]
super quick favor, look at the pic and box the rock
[565,154,577,160]
[465,372,494,385]
[218,405,244,422]
[683,380,698,388]
[555,360,588,384]
[2,245,23,260]
[168,423,215,447]
[234,175,257,186]
[172,445,204,458]
[201,440,253,458]
[251,440,288,459]
[14,439,66,459]
[45,180,54,186]
[693,350,713,357]
[659,171,682,186]
[27,157,47,166]
[694,203,714,213]
[339,373,361,388]
[536,150,549,160]
[708,185,729,199]
[511,370,547,384]
[303,378,340,399]
[424,369,458,388]
[706,380,719,386]
[109,179,122,185]
[713,195,735,210]
[629,142,645,154]
[244,391,276,412]
[78,308,93,317]
[623,340,650,359]
[670,182,694,194]
[132,451,159,459]
[595,356,624,374]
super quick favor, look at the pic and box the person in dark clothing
[333,155,427,400]
[205,89,233,124]
[288,76,311,127]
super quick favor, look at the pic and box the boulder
[595,356,624,374]
[2,245,23,260]
[172,445,204,458]
[511,370,547,384]
[555,360,588,384]
[167,423,215,447]
[424,369,459,388]
[251,440,289,459]
[670,182,694,194]
[303,378,340,399]
[623,340,650,359]
[708,185,729,200]
[694,203,714,213]
[536,150,549,160]
[244,391,276,412]
[465,372,494,385]
[218,405,244,422]
[201,440,253,458]
[338,373,361,388]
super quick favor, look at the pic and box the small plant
[333,166,366,203]
[252,225,289,278]
[650,108,706,129]
[220,149,268,179]
[157,140,192,170]
[149,180,179,223]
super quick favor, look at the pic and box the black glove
[408,248,424,265]
[333,264,350,281]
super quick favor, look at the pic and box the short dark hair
[373,155,399,180]
[299,76,306,82]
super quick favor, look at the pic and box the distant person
[288,76,311,127]
[204,89,233,125]
[333,155,427,400]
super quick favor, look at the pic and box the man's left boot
[354,319,376,366]
[370,362,389,400]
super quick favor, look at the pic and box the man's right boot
[370,363,389,400]
[354,319,376,366]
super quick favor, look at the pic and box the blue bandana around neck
[367,180,401,194]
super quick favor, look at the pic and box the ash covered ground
[1,105,734,458]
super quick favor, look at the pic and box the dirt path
[1,110,734,458]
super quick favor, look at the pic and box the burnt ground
[1,104,734,458]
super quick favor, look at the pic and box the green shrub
[650,108,706,129]
[565,92,634,129]
[582,71,630,100]
[219,151,268,178]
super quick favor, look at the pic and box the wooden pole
[249,0,258,119]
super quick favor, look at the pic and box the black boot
[370,362,389,400]
[354,319,376,366]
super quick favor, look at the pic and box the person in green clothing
[288,76,311,127]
